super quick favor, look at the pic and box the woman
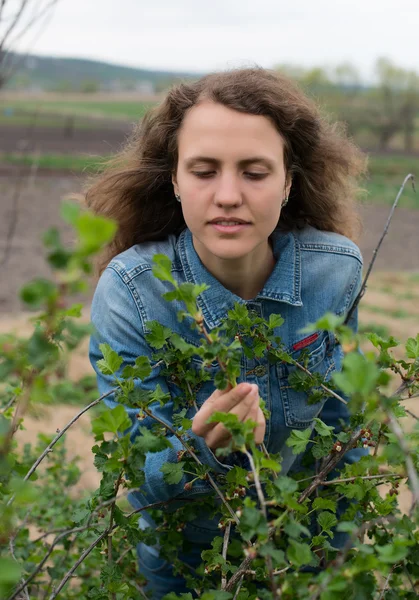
[87,67,367,597]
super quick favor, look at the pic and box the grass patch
[358,322,391,337]
[361,305,417,320]
[363,155,418,208]
[0,99,156,121]
[0,152,108,172]
[0,112,122,129]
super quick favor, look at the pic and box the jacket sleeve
[89,266,233,507]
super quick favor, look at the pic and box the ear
[171,172,179,196]
[285,174,292,199]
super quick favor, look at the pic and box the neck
[193,240,276,300]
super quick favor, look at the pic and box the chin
[205,241,255,262]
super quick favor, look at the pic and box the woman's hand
[192,382,266,450]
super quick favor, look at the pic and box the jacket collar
[177,228,302,329]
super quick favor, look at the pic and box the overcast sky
[5,0,419,80]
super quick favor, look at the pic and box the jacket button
[254,365,267,377]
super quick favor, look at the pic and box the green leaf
[312,497,337,513]
[134,427,172,454]
[61,200,81,225]
[274,476,298,495]
[9,477,40,504]
[333,352,380,397]
[76,212,117,254]
[152,254,176,285]
[97,343,123,375]
[239,504,269,540]
[313,418,334,437]
[287,539,314,567]
[376,542,409,564]
[121,356,152,380]
[145,321,172,349]
[269,313,284,329]
[160,461,185,485]
[301,313,344,333]
[91,406,131,437]
[43,226,61,247]
[286,427,312,454]
[406,335,419,359]
[317,511,338,537]
[260,457,281,472]
[20,278,57,307]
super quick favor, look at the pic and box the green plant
[2,192,419,599]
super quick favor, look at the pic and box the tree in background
[0,0,58,89]
[275,59,419,153]
[370,58,419,152]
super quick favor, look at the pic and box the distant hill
[4,53,202,93]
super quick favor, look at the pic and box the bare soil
[0,122,131,154]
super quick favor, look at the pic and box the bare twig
[294,360,348,405]
[386,411,419,507]
[378,565,397,600]
[221,521,231,590]
[143,407,239,524]
[297,425,367,504]
[23,390,114,482]
[345,173,416,325]
[48,529,109,599]
[232,575,244,600]
[108,470,124,600]
[0,395,17,413]
[321,473,403,486]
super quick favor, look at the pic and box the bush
[1,200,419,599]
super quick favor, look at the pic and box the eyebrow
[184,156,275,169]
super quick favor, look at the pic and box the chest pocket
[276,330,336,429]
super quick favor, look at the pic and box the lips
[208,218,250,225]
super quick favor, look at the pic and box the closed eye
[192,171,268,180]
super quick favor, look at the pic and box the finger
[192,382,256,437]
[253,407,266,445]
[204,391,260,449]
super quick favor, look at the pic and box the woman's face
[173,101,291,268]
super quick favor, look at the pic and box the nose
[213,172,243,208]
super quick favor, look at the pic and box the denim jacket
[89,225,365,544]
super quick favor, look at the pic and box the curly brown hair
[85,67,366,273]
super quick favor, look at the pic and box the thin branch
[378,565,397,600]
[7,389,115,508]
[232,575,244,600]
[294,360,348,405]
[345,173,416,325]
[386,410,419,507]
[48,529,109,599]
[321,473,403,486]
[221,522,231,590]
[0,394,17,413]
[9,534,30,600]
[107,470,124,600]
[143,407,239,524]
[23,390,114,482]
[297,425,367,504]
[225,554,255,592]
[131,581,151,599]
[243,450,267,518]
[0,0,28,54]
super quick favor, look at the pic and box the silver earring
[175,194,181,203]
[282,196,289,207]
